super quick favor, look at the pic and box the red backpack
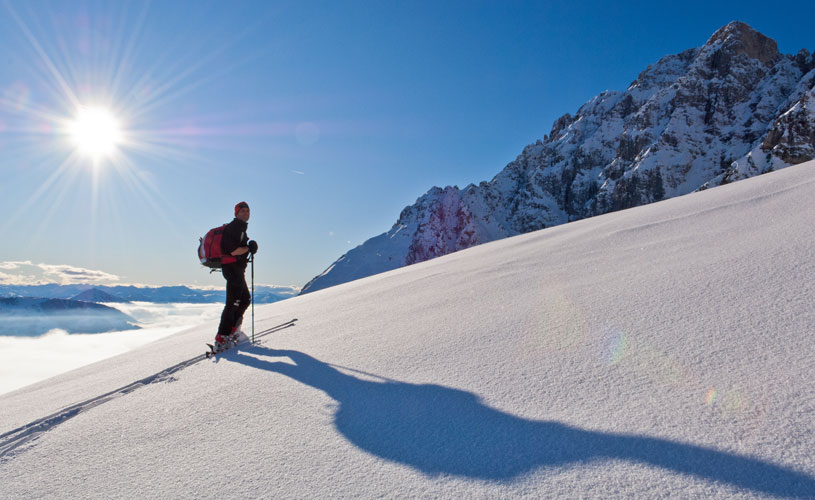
[198,224,237,269]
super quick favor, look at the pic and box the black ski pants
[217,263,251,337]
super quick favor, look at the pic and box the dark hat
[234,201,249,216]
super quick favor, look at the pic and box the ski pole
[251,255,255,344]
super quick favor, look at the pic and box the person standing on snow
[215,201,258,350]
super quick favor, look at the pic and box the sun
[68,106,123,161]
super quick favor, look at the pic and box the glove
[248,240,258,255]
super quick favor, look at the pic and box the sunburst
[0,1,279,260]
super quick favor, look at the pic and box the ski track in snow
[0,319,297,462]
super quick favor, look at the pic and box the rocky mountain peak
[300,23,814,295]
[705,21,779,66]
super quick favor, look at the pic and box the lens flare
[705,387,718,405]
[601,329,627,365]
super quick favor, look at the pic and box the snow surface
[1,162,814,498]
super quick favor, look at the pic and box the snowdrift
[1,162,814,498]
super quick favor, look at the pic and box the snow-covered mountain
[1,161,814,498]
[301,21,814,294]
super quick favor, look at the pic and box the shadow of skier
[230,347,815,497]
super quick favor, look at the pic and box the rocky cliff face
[301,22,814,295]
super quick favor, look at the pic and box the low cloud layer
[0,302,222,395]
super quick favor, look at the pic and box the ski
[205,343,219,358]
[204,318,298,358]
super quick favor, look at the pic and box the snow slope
[1,162,814,499]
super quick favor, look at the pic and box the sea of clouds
[0,302,223,396]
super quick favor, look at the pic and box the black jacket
[220,218,249,270]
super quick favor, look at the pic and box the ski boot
[229,324,246,344]
[213,333,231,352]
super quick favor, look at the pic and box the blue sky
[0,0,811,289]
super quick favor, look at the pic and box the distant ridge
[0,297,138,336]
[71,288,130,303]
[0,284,299,304]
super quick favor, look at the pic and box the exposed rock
[705,21,780,68]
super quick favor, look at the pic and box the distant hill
[71,288,130,303]
[0,297,139,336]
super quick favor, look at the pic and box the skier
[214,201,258,351]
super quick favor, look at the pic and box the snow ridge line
[0,318,298,461]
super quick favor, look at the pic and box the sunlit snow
[1,162,813,498]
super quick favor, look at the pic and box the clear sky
[0,0,811,289]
